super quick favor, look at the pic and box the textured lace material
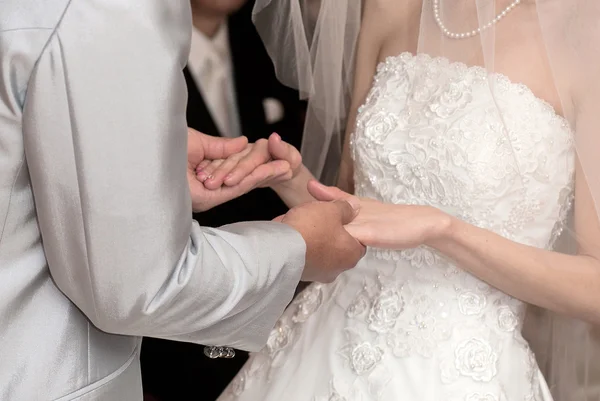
[352,53,574,256]
[220,53,574,401]
[345,53,573,399]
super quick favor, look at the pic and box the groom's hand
[279,198,366,283]
[187,128,289,211]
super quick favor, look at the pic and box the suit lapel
[183,66,222,137]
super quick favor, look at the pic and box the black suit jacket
[185,8,304,228]
[141,4,305,401]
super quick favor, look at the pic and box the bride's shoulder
[363,0,421,13]
[362,0,421,26]
[361,0,420,52]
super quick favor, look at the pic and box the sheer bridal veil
[252,0,600,399]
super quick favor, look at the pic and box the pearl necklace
[433,0,522,39]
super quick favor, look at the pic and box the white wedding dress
[218,53,575,401]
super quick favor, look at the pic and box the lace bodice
[352,53,574,253]
[337,53,574,397]
[221,53,573,401]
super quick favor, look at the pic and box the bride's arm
[426,162,600,324]
[330,158,600,324]
[271,0,386,208]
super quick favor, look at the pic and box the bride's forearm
[427,216,600,324]
[272,165,317,208]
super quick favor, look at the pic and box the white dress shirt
[188,23,241,137]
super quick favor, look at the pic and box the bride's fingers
[209,159,291,201]
[204,149,251,189]
[253,160,291,185]
[195,160,212,173]
[222,139,271,187]
[256,165,294,188]
[268,133,302,169]
[265,171,294,186]
[342,223,372,247]
[217,162,276,197]
[197,159,224,185]
[257,168,294,188]
[226,160,289,193]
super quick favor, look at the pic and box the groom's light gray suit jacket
[0,1,305,399]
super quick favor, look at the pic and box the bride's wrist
[271,165,315,207]
[423,207,455,247]
[272,165,310,192]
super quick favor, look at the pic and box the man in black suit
[185,0,305,227]
[140,1,306,400]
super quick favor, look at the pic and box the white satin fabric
[0,1,305,399]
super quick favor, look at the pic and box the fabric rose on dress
[497,305,519,332]
[465,393,499,401]
[388,145,446,203]
[382,70,412,101]
[458,291,487,316]
[346,289,371,319]
[362,110,399,144]
[367,286,404,333]
[454,338,498,382]
[430,81,473,119]
[411,77,441,104]
[350,342,384,375]
[387,293,452,358]
[229,373,246,396]
[266,318,293,356]
[292,284,323,323]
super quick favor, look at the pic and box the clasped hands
[187,128,449,282]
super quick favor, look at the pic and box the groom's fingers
[308,180,361,213]
[331,200,366,260]
[307,179,347,201]
[332,199,361,226]
[307,179,334,201]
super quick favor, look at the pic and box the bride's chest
[351,53,574,247]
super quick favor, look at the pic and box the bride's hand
[197,133,302,190]
[187,128,286,211]
[308,180,452,249]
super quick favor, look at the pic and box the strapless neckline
[375,52,570,133]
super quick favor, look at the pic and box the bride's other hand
[308,180,452,249]
[187,128,293,211]
[199,133,302,190]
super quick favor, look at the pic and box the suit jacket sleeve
[20,0,305,352]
